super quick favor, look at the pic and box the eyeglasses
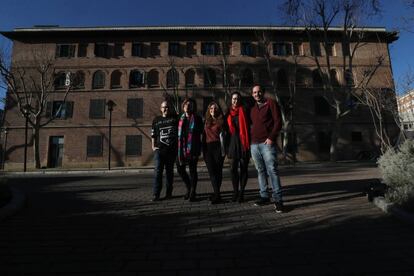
[161,106,168,108]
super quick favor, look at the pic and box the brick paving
[1,163,414,275]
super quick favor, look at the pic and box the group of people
[150,84,284,213]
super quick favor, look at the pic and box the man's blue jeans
[250,143,283,202]
[153,149,175,197]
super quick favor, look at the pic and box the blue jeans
[153,149,175,197]
[250,143,283,202]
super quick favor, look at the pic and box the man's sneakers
[254,197,270,206]
[151,195,160,202]
[274,202,284,213]
[254,197,284,213]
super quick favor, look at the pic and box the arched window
[129,70,144,88]
[167,69,179,88]
[241,68,253,87]
[345,69,355,86]
[330,69,339,87]
[295,69,307,86]
[223,69,236,87]
[277,69,289,88]
[258,69,268,85]
[111,70,122,89]
[92,70,105,89]
[204,68,216,88]
[312,69,324,87]
[147,69,159,87]
[185,69,195,87]
[54,72,67,90]
[73,71,85,89]
[228,70,237,87]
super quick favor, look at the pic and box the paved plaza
[1,163,414,275]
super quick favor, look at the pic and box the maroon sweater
[250,98,282,144]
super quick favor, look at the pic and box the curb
[1,161,377,177]
[373,196,414,226]
[0,187,26,221]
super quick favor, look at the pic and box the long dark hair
[181,98,197,113]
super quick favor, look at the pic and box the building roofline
[0,25,398,42]
[5,25,391,32]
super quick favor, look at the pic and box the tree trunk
[282,122,290,161]
[33,124,41,169]
[330,119,340,162]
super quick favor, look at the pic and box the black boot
[183,190,190,200]
[238,191,244,203]
[165,188,173,199]
[232,191,239,202]
[210,193,221,204]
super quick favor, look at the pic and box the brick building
[398,90,414,131]
[0,26,399,169]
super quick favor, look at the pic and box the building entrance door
[48,136,64,168]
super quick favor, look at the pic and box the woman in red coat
[226,92,250,202]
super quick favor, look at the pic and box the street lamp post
[106,100,115,170]
[22,104,30,172]
[1,128,8,170]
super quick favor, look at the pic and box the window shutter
[89,99,105,119]
[69,45,75,57]
[286,43,293,56]
[87,135,103,157]
[107,44,114,58]
[142,43,149,58]
[179,43,186,57]
[127,98,143,119]
[65,101,74,118]
[45,101,52,117]
[251,43,257,57]
[125,135,142,156]
[55,45,61,58]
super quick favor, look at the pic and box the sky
[0,0,413,105]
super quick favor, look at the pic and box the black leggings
[229,156,249,195]
[177,158,198,196]
[205,142,224,197]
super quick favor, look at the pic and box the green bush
[377,139,414,206]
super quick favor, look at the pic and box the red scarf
[227,105,249,152]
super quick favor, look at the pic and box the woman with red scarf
[226,91,250,202]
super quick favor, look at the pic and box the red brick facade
[1,26,399,169]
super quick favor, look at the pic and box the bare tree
[161,57,181,115]
[280,0,384,161]
[0,47,73,169]
[256,30,298,162]
[219,40,234,107]
[401,0,414,32]
[353,57,400,153]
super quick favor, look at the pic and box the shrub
[377,139,414,206]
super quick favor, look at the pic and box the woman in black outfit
[203,101,226,204]
[226,92,250,202]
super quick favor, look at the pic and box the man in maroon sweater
[250,84,284,213]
